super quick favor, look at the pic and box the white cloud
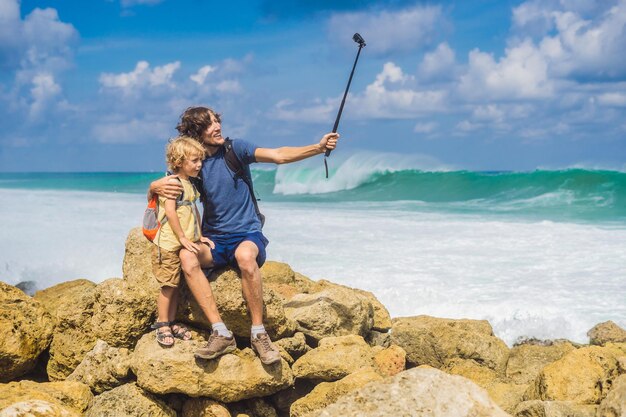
[418,42,457,81]
[270,98,337,123]
[597,92,626,107]
[216,80,242,94]
[29,72,61,118]
[327,5,445,56]
[413,121,437,134]
[99,60,181,93]
[91,118,170,144]
[190,65,215,85]
[459,40,553,100]
[350,62,448,118]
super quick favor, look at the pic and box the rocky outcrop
[596,373,626,417]
[33,279,96,323]
[45,280,98,380]
[372,344,406,377]
[391,315,510,375]
[309,366,511,417]
[0,380,92,415]
[513,400,597,417]
[284,286,374,342]
[506,340,576,385]
[292,335,375,381]
[0,282,54,382]
[524,345,624,404]
[228,398,279,417]
[290,367,383,417]
[181,398,231,417]
[0,399,81,417]
[66,340,132,394]
[587,321,626,346]
[85,383,176,417]
[90,277,155,348]
[312,280,392,331]
[131,332,294,402]
[122,227,159,292]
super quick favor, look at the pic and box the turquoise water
[1,168,624,223]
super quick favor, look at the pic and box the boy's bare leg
[157,286,175,345]
[234,241,264,326]
[167,287,179,322]
[180,245,223,324]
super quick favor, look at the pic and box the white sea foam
[1,188,625,346]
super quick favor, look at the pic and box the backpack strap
[223,138,265,227]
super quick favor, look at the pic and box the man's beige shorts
[151,245,182,288]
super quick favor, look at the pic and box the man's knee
[236,252,259,277]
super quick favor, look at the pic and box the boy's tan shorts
[151,246,182,288]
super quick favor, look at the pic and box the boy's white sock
[251,324,266,339]
[212,322,231,337]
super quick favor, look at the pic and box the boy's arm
[148,175,183,201]
[254,132,339,164]
[164,199,200,254]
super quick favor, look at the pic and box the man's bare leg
[234,240,264,325]
[180,245,222,324]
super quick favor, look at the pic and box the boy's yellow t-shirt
[154,178,201,252]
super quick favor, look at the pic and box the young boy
[151,136,213,347]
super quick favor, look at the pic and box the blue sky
[1,0,625,171]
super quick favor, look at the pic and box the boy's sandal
[151,322,174,347]
[170,322,192,341]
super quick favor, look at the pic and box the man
[149,106,339,364]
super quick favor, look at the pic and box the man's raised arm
[254,133,339,164]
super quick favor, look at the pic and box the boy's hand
[200,236,215,249]
[151,175,183,200]
[179,237,200,254]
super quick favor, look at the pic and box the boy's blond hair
[166,136,206,172]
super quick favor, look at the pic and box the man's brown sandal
[151,322,175,347]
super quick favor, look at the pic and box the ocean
[1,154,625,346]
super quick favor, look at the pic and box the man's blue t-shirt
[198,139,262,236]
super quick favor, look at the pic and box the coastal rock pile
[1,227,625,417]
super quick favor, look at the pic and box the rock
[269,380,316,417]
[181,398,231,417]
[0,282,54,382]
[290,367,383,417]
[131,332,294,402]
[274,332,310,361]
[46,281,98,380]
[90,277,155,348]
[15,281,37,296]
[122,227,159,292]
[0,399,80,417]
[0,380,92,415]
[513,400,597,417]
[588,321,626,346]
[33,279,96,323]
[524,345,623,404]
[229,398,278,417]
[309,366,510,417]
[178,268,297,340]
[446,358,526,413]
[596,373,626,417]
[292,335,374,381]
[373,344,406,377]
[506,341,576,385]
[84,383,176,417]
[284,286,374,342]
[66,340,132,394]
[313,280,392,331]
[391,315,510,375]
[365,330,391,347]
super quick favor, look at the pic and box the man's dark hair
[176,106,221,141]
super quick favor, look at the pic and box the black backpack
[192,138,265,227]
